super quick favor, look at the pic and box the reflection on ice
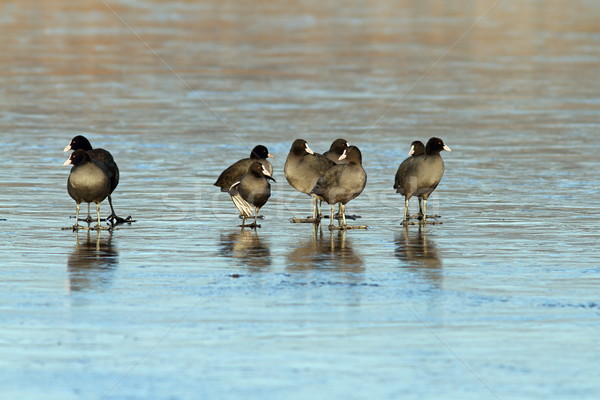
[395,225,442,285]
[219,228,272,270]
[286,224,365,272]
[67,230,118,293]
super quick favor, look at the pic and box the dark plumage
[64,135,126,224]
[229,161,275,228]
[310,146,367,228]
[214,145,274,192]
[323,138,349,164]
[393,140,425,216]
[394,137,451,222]
[284,139,336,220]
[64,150,111,230]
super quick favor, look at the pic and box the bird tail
[229,182,254,217]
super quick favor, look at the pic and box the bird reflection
[219,228,271,270]
[395,225,442,285]
[67,230,118,293]
[286,223,365,272]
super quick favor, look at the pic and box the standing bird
[310,146,367,229]
[394,137,451,223]
[322,138,349,164]
[214,145,274,192]
[229,161,275,228]
[64,135,129,225]
[393,140,425,218]
[284,139,336,221]
[64,150,111,230]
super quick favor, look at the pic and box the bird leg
[401,198,419,225]
[80,203,93,224]
[311,197,323,221]
[72,204,83,231]
[106,195,135,225]
[291,198,322,223]
[330,204,368,230]
[92,203,110,230]
[240,210,261,229]
[329,204,335,227]
[322,203,359,220]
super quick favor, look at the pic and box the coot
[393,140,425,217]
[310,146,367,228]
[394,137,451,222]
[64,135,128,225]
[284,139,336,221]
[215,145,274,192]
[64,150,111,230]
[229,161,275,228]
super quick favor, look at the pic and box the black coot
[323,138,349,164]
[229,161,275,228]
[64,135,129,224]
[284,139,336,221]
[64,150,111,230]
[310,146,367,228]
[215,145,274,192]
[394,137,451,222]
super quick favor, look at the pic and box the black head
[290,139,313,156]
[248,161,275,181]
[425,137,451,155]
[409,140,425,157]
[64,135,93,152]
[63,149,91,166]
[338,145,362,165]
[250,145,274,160]
[329,138,349,154]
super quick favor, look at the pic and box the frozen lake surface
[1,1,599,399]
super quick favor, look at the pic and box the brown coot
[229,161,275,228]
[284,139,336,221]
[64,150,111,230]
[310,146,367,229]
[394,137,451,223]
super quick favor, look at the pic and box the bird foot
[240,222,261,229]
[402,219,443,226]
[290,217,321,224]
[409,214,441,220]
[107,214,135,226]
[322,214,361,220]
[67,224,86,231]
[91,224,112,231]
[239,215,264,220]
[328,225,369,230]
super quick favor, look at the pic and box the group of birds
[214,136,450,229]
[215,138,368,229]
[62,135,450,231]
